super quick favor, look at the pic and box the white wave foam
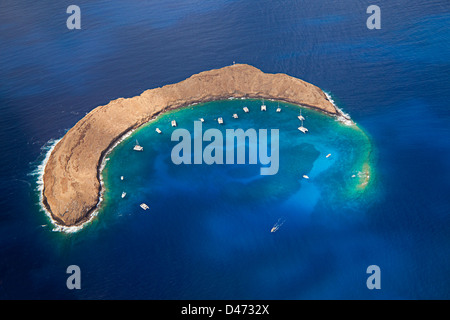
[32,138,87,233]
[31,138,74,232]
[324,91,355,126]
[30,138,60,190]
[34,116,161,233]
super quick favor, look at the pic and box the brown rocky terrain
[42,64,338,227]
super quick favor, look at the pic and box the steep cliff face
[42,64,337,227]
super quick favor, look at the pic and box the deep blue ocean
[0,0,449,299]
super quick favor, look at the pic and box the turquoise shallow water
[101,99,375,230]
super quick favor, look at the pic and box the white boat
[298,120,308,133]
[270,218,285,233]
[199,118,205,122]
[276,102,281,112]
[298,110,305,121]
[140,203,149,210]
[171,120,177,127]
[243,106,249,113]
[261,99,266,111]
[120,176,124,181]
[156,128,162,134]
[326,153,331,158]
[232,113,238,119]
[303,175,309,179]
[298,126,308,133]
[133,139,143,151]
[121,192,126,198]
[218,117,224,124]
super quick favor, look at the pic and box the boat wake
[270,218,286,233]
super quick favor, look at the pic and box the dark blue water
[1,0,449,299]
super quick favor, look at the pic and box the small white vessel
[243,106,249,113]
[298,110,305,121]
[133,139,143,151]
[271,218,285,233]
[218,117,224,124]
[121,192,126,198]
[298,120,308,133]
[303,175,309,179]
[276,102,281,112]
[171,120,177,127]
[298,127,308,133]
[156,128,162,134]
[326,153,331,158]
[232,113,238,119]
[120,176,124,181]
[200,118,205,122]
[140,203,149,210]
[261,99,266,111]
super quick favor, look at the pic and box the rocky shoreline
[42,64,338,228]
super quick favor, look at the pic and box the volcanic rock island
[42,64,339,227]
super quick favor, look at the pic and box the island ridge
[42,64,339,227]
